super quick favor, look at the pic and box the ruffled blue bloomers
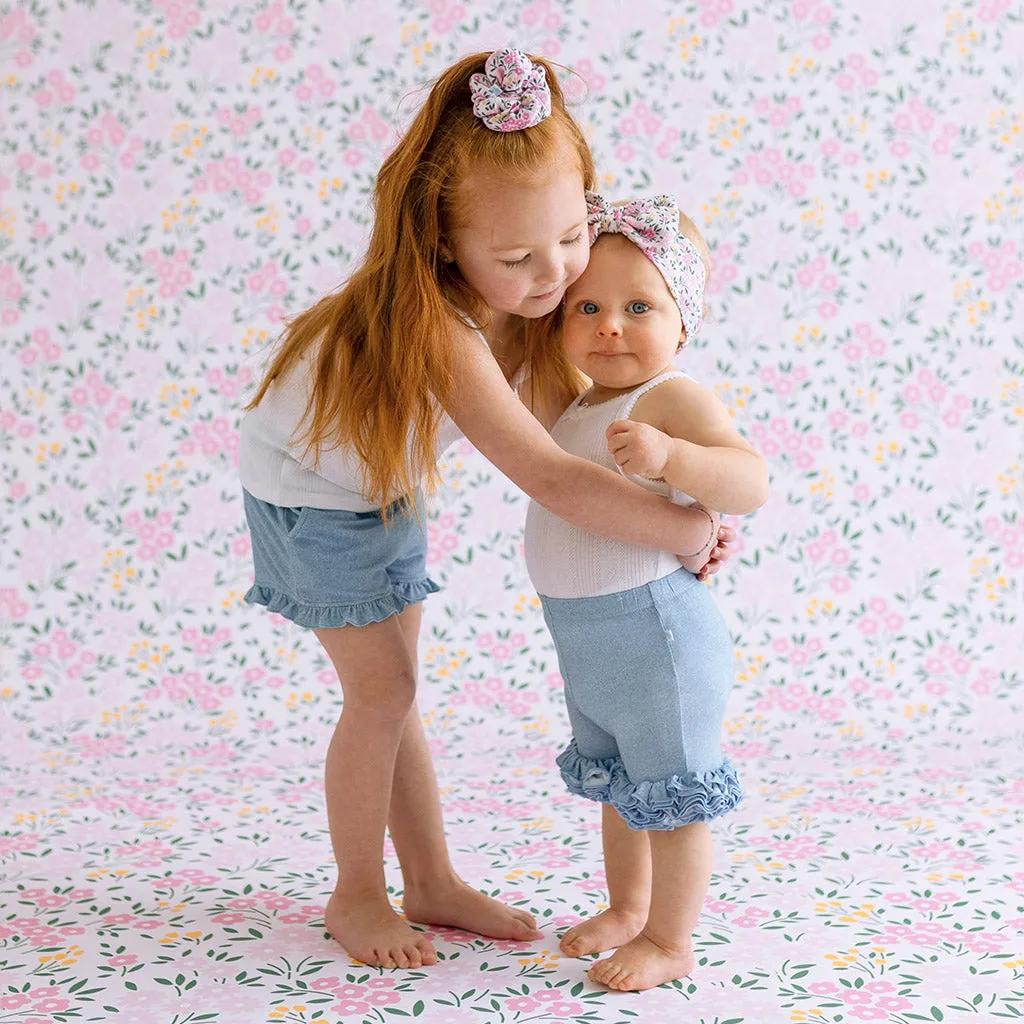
[556,739,742,831]
[540,567,743,832]
[242,489,440,629]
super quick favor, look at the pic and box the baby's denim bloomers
[541,567,743,831]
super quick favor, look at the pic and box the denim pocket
[284,505,314,540]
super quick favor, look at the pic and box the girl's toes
[416,939,438,965]
[402,945,422,968]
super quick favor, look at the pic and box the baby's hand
[606,420,673,479]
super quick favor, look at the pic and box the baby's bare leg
[588,821,713,991]
[560,804,650,957]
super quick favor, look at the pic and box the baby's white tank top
[524,371,696,599]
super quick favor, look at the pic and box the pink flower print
[808,981,840,995]
[334,1000,371,1016]
[841,989,874,1005]
[860,981,895,994]
[876,996,913,1011]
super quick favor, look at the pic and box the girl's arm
[444,328,717,559]
[608,377,769,515]
[515,373,577,432]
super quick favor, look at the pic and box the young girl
[238,50,731,970]
[523,193,769,991]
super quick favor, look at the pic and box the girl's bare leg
[588,821,713,992]
[560,803,650,957]
[387,604,539,940]
[317,616,437,969]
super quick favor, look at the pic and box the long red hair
[246,52,594,511]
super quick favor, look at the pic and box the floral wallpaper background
[1,0,1022,1022]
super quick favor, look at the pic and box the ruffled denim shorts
[242,489,440,629]
[540,567,743,831]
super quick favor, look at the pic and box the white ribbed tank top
[524,371,696,599]
[239,329,526,512]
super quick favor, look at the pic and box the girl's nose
[534,251,564,289]
[596,313,622,336]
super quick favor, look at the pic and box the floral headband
[586,191,706,340]
[469,48,551,132]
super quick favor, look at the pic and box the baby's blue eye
[579,301,599,314]
[628,301,650,314]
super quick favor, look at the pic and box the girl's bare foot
[325,890,438,969]
[559,907,647,958]
[587,930,694,992]
[403,875,541,941]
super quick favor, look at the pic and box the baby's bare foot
[403,876,541,941]
[587,930,694,992]
[325,890,437,969]
[559,907,647,958]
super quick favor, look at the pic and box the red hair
[247,51,594,512]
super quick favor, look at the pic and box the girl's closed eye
[501,231,584,269]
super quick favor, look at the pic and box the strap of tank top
[620,370,694,421]
[615,370,695,480]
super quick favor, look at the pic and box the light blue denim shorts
[540,567,743,831]
[242,489,440,629]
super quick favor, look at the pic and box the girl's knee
[342,666,418,721]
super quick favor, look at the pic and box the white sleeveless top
[524,371,696,599]
[239,329,525,512]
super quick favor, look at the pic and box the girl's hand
[696,523,735,581]
[606,419,673,479]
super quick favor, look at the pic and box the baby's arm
[521,372,730,576]
[608,377,769,515]
[444,327,717,560]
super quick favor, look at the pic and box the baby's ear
[677,330,687,352]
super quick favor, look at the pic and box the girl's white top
[239,330,522,511]
[524,371,696,599]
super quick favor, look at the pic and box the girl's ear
[438,241,454,263]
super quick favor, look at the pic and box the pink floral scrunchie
[469,48,551,132]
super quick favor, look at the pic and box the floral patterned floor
[1,1,1023,1023]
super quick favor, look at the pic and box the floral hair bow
[585,191,707,340]
[469,48,551,132]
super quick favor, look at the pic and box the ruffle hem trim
[244,578,441,629]
[555,737,743,831]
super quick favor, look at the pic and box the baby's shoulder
[629,374,721,435]
[630,373,709,416]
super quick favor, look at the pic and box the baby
[523,193,769,991]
